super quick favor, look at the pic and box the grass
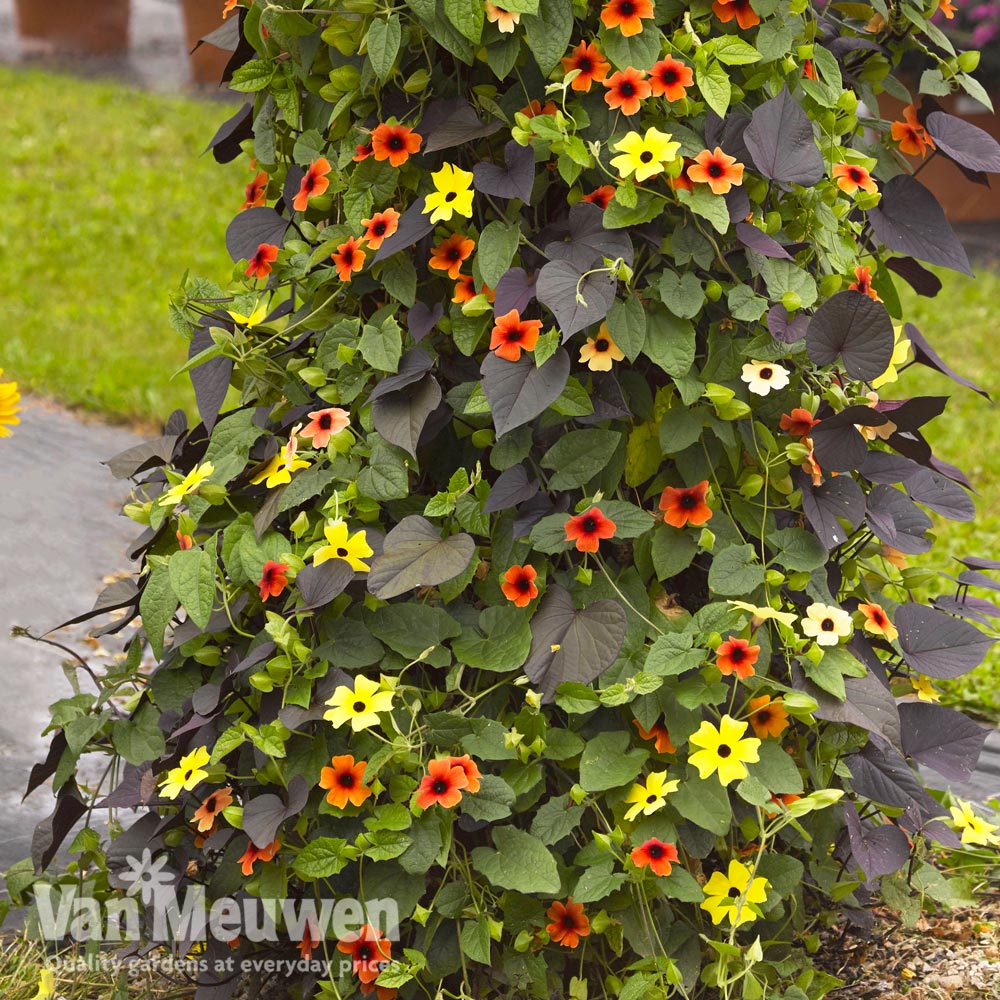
[0,66,241,423]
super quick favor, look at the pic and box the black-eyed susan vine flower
[371,122,423,166]
[630,838,679,876]
[292,158,332,211]
[741,359,790,396]
[911,674,941,702]
[800,603,852,646]
[858,601,898,640]
[0,369,21,438]
[160,746,212,800]
[319,754,374,809]
[31,968,56,1000]
[832,161,878,195]
[687,146,745,195]
[623,770,679,821]
[485,1,519,32]
[600,0,654,36]
[579,324,625,370]
[700,860,770,926]
[950,799,1000,846]
[688,716,761,786]
[610,127,681,182]
[747,695,790,739]
[422,163,475,223]
[324,675,394,732]
[160,461,214,507]
[561,40,610,92]
[313,519,373,571]
[250,433,311,489]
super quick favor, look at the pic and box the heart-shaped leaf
[371,373,443,457]
[544,203,634,272]
[896,603,995,678]
[368,515,475,600]
[406,302,444,342]
[421,97,503,153]
[483,464,539,513]
[743,87,824,185]
[806,290,895,380]
[493,267,537,316]
[844,805,911,881]
[536,260,616,340]
[735,222,792,260]
[295,559,354,611]
[865,484,933,554]
[480,348,570,437]
[925,110,1000,174]
[473,140,535,204]
[899,702,989,782]
[225,206,289,263]
[798,472,866,549]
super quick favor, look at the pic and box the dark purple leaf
[735,222,792,260]
[421,97,503,153]
[480,348,570,438]
[373,197,435,263]
[925,111,1000,174]
[473,140,535,203]
[904,322,990,399]
[896,602,995,679]
[810,405,890,473]
[905,468,975,522]
[281,164,305,214]
[243,782,306,848]
[933,595,1000,627]
[513,491,570,538]
[96,764,157,809]
[766,304,809,343]
[578,372,632,423]
[494,267,537,316]
[195,14,240,51]
[371,374,442,458]
[928,453,974,491]
[483,465,539,514]
[958,570,1000,593]
[962,556,1000,570]
[885,256,942,298]
[368,516,475,600]
[536,260,616,340]
[846,737,946,822]
[296,560,354,611]
[860,451,922,485]
[798,473,866,549]
[874,396,947,431]
[523,586,627,702]
[844,805,911,880]
[793,668,901,749]
[32,780,89,871]
[206,103,253,163]
[544,203,634,271]
[899,703,988,783]
[865,484,932,554]
[705,110,754,167]
[368,349,435,402]
[806,291,895,380]
[189,326,233,432]
[868,176,973,276]
[406,301,443,342]
[231,641,276,675]
[225,206,288,263]
[24,731,68,802]
[743,87,824,185]
[725,186,751,224]
[105,435,180,480]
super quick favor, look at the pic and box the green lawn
[0,66,240,423]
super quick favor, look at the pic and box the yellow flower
[227,298,268,327]
[160,746,212,800]
[623,770,680,821]
[610,127,681,182]
[324,674,394,732]
[160,462,215,507]
[579,324,625,371]
[701,859,770,927]
[949,799,1000,847]
[423,163,475,224]
[314,520,373,572]
[0,369,21,438]
[911,674,940,703]
[688,715,760,786]
[250,451,311,488]
[32,969,56,1000]
[871,325,911,390]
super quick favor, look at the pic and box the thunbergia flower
[800,603,853,646]
[688,715,761,786]
[298,922,321,962]
[715,636,760,678]
[371,123,422,166]
[319,755,373,809]
[565,507,617,552]
[353,142,373,162]
[176,531,194,550]
[222,0,238,17]
[911,674,940,702]
[780,407,819,440]
[747,695,790,739]
[337,925,392,984]
[833,161,878,195]
[633,718,675,754]
[545,899,590,948]
[604,67,651,116]
[160,746,212,800]
[0,370,21,437]
[891,105,935,158]
[415,758,470,809]
[241,170,268,210]
[701,860,770,926]
[258,560,289,602]
[332,236,367,282]
[858,601,898,640]
[687,147,745,194]
[324,675,394,731]
[314,520,373,571]
[849,264,881,301]
[489,308,542,361]
[520,99,559,118]
[712,0,760,28]
[360,208,400,250]
[623,770,680,821]
[245,242,279,280]
[293,158,332,211]
[423,163,475,223]
[299,406,350,448]
[160,462,215,507]
[581,184,615,209]
[649,57,694,100]
[630,838,679,876]
[193,787,233,833]
[950,799,1000,846]
[579,325,625,371]
[485,1,520,31]
[448,754,482,793]
[561,40,610,92]
[239,838,280,876]
[501,563,539,607]
[659,480,712,528]
[600,0,654,35]
[610,127,681,181]
[741,359,790,396]
[250,434,311,488]
[429,232,476,279]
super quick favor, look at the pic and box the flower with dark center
[659,480,713,528]
[292,158,332,211]
[561,40,610,92]
[370,123,422,167]
[337,925,392,984]
[715,636,761,679]
[711,0,761,29]
[832,161,878,195]
[245,242,279,280]
[748,695,790,739]
[360,208,400,250]
[415,758,469,810]
[564,507,617,553]
[501,564,539,607]
[318,754,373,809]
[258,560,289,602]
[603,67,651,116]
[631,838,679,876]
[687,146,745,195]
[649,57,694,101]
[600,0,654,35]
[545,899,591,948]
[489,308,543,362]
[429,232,476,280]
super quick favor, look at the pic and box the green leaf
[444,0,485,42]
[696,59,731,117]
[573,860,628,903]
[659,406,704,455]
[708,544,765,597]
[679,186,731,235]
[140,567,177,660]
[379,255,418,307]
[579,731,648,791]
[460,917,492,964]
[522,0,574,75]
[229,60,276,92]
[711,36,763,65]
[367,15,401,81]
[358,316,403,373]
[453,606,533,672]
[461,774,516,822]
[471,826,560,894]
[599,23,663,71]
[530,794,585,844]
[644,633,705,677]
[651,525,698,581]
[168,546,216,630]
[540,429,621,490]
[365,603,462,660]
[606,296,646,362]
[747,740,804,795]
[477,220,520,288]
[770,527,827,572]
[112,703,166,765]
[293,837,352,880]
[660,866,705,902]
[659,270,706,320]
[644,305,696,376]
[672,771,732,834]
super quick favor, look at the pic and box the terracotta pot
[14,0,130,55]
[181,0,233,86]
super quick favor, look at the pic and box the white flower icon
[118,849,175,906]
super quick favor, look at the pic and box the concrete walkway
[0,399,139,878]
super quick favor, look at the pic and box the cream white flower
[741,360,789,396]
[800,603,853,646]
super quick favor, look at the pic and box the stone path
[0,400,139,879]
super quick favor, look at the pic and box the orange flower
[452,275,493,303]
[360,208,400,250]
[371,123,422,167]
[241,171,268,210]
[891,105,935,158]
[565,507,616,553]
[849,265,881,302]
[192,787,233,833]
[489,308,542,362]
[712,0,760,28]
[429,233,476,280]
[176,531,194,550]
[670,162,695,193]
[802,58,817,81]
[337,925,392,984]
[245,242,278,280]
[748,695,790,739]
[222,0,238,17]
[238,838,280,876]
[938,0,956,16]
[633,718,675,754]
[780,408,818,440]
[649,57,693,101]
[501,564,539,607]
[600,0,654,35]
[630,838,679,876]
[858,602,898,641]
[447,754,482,793]
[300,406,350,448]
[561,40,611,92]
[765,792,800,817]
[485,1,520,31]
[293,158,331,212]
[331,237,366,282]
[716,637,760,679]
[258,560,289,602]
[832,162,878,195]
[604,67,650,117]
[659,481,712,528]
[298,922,321,961]
[415,758,469,810]
[520,99,559,118]
[353,142,373,162]
[319,754,374,809]
[687,147,745,195]
[581,185,615,209]
[546,898,591,948]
